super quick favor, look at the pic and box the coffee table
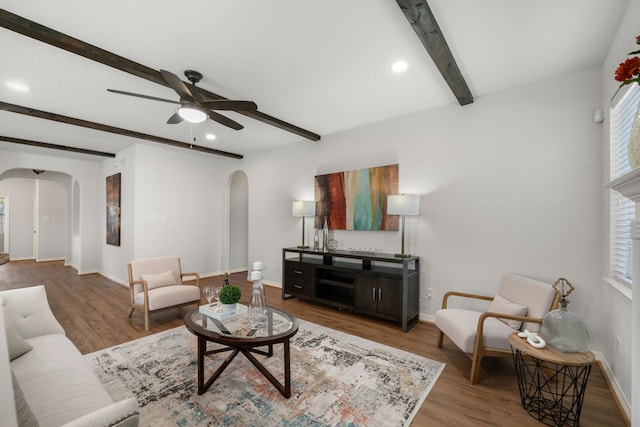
[184,306,299,397]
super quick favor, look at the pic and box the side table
[508,333,595,427]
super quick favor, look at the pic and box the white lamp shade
[292,200,316,217]
[177,106,207,123]
[387,194,419,216]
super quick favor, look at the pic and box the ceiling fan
[107,69,257,130]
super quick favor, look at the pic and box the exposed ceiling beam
[0,9,321,142]
[395,0,473,106]
[0,102,243,159]
[0,135,115,158]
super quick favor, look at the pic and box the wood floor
[0,260,629,426]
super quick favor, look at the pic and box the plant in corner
[219,284,241,305]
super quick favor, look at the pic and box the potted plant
[219,284,241,312]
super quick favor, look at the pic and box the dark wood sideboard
[281,247,420,331]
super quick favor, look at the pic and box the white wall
[0,178,34,259]
[36,179,66,261]
[243,67,604,345]
[98,143,236,284]
[0,151,102,273]
[99,147,135,284]
[228,170,248,272]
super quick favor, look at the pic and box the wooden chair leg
[144,310,150,331]
[437,331,444,348]
[128,307,135,318]
[470,354,482,384]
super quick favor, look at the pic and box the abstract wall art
[315,164,399,231]
[106,173,121,246]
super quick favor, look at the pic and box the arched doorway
[228,170,248,273]
[0,169,72,263]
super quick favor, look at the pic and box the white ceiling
[0,0,630,160]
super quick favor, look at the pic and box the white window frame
[610,84,640,287]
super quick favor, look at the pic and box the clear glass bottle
[249,271,266,327]
[314,228,320,251]
[322,217,329,252]
[541,278,590,353]
[251,262,266,305]
[222,272,230,287]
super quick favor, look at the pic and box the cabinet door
[376,276,402,318]
[355,274,378,312]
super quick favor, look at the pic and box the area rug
[85,321,444,426]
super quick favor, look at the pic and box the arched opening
[228,170,248,273]
[73,180,80,235]
[0,169,72,264]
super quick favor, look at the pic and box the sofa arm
[0,285,65,338]
[60,398,139,427]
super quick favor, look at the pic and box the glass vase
[541,299,590,353]
[627,101,640,170]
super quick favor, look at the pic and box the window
[610,84,640,285]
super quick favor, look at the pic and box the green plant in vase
[219,284,241,310]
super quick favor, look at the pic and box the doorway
[0,196,7,253]
[0,170,69,262]
[228,171,248,272]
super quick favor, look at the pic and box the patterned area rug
[85,321,444,426]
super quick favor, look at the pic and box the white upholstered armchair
[434,273,559,384]
[127,256,201,330]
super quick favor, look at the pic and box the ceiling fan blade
[107,88,180,105]
[160,69,195,102]
[167,112,183,124]
[199,100,258,111]
[207,110,244,130]
[190,86,208,103]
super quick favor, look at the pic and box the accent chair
[127,256,201,330]
[434,273,560,384]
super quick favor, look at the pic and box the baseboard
[420,313,435,323]
[263,280,281,288]
[593,350,631,423]
[198,269,246,279]
[35,257,65,262]
[99,271,128,287]
[77,269,98,275]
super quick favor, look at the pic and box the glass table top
[187,306,297,340]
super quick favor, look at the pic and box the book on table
[198,302,248,321]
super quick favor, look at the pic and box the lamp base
[394,253,412,258]
[297,245,310,249]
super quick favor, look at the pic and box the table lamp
[292,200,316,249]
[387,194,419,258]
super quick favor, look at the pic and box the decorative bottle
[314,228,320,251]
[249,271,266,327]
[222,272,230,287]
[541,278,590,353]
[322,217,329,252]
[252,262,266,305]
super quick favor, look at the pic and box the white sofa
[0,285,139,427]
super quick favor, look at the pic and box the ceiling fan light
[177,106,207,123]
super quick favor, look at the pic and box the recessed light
[205,133,216,140]
[391,61,408,73]
[7,81,30,92]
